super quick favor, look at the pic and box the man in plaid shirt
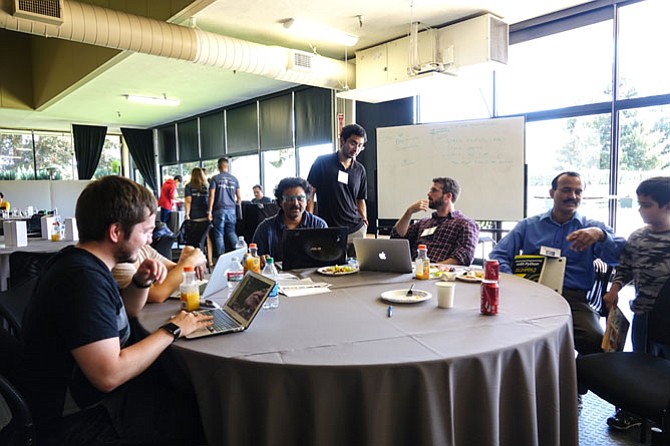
[391,177,479,265]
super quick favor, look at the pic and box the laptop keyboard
[200,309,239,333]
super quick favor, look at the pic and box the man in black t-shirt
[19,176,212,445]
[307,124,368,253]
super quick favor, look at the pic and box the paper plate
[455,274,483,283]
[381,289,432,304]
[317,265,359,276]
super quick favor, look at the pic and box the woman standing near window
[184,168,209,221]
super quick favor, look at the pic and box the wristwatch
[160,322,181,341]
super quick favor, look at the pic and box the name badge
[337,171,349,184]
[420,227,437,237]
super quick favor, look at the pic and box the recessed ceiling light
[283,18,358,47]
[125,94,180,106]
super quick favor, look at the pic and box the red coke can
[480,281,499,315]
[484,259,499,281]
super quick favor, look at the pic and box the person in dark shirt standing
[307,124,368,253]
[184,167,209,220]
[208,157,241,257]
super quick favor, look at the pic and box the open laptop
[281,227,348,271]
[170,247,247,299]
[353,238,413,273]
[186,270,275,338]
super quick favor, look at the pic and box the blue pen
[387,305,393,318]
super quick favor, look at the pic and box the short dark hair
[637,177,670,207]
[217,157,230,170]
[253,184,263,191]
[174,175,182,183]
[274,177,312,203]
[76,176,156,243]
[551,171,581,190]
[433,177,461,202]
[340,123,367,143]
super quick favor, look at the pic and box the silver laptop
[186,270,275,339]
[170,247,246,299]
[353,238,413,273]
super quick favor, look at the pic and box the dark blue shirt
[252,210,327,261]
[209,172,239,210]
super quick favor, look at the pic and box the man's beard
[429,197,444,209]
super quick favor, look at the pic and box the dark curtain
[260,94,292,150]
[356,97,415,235]
[121,127,158,196]
[295,87,332,147]
[72,124,107,180]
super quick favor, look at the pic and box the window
[262,148,296,196]
[93,134,122,178]
[298,143,332,178]
[201,159,219,180]
[229,154,260,201]
[0,130,35,180]
[617,0,670,99]
[616,104,670,237]
[525,115,611,224]
[33,131,76,180]
[497,20,613,115]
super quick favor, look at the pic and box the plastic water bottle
[180,265,200,311]
[262,257,279,309]
[348,257,359,270]
[236,236,247,250]
[226,256,244,289]
[415,244,430,280]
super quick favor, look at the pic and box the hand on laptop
[170,310,213,338]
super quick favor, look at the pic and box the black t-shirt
[307,152,367,233]
[185,184,209,219]
[19,246,130,423]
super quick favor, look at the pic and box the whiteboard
[376,117,525,221]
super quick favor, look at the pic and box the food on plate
[321,265,357,274]
[462,270,485,279]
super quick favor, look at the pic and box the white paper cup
[436,282,456,308]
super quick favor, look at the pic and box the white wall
[0,180,91,218]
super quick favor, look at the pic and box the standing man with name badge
[307,124,368,255]
[391,177,479,265]
[208,157,241,257]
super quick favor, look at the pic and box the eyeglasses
[282,195,307,202]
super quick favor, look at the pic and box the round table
[137,272,578,446]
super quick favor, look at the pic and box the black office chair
[0,324,36,446]
[150,234,177,261]
[238,201,279,243]
[176,220,212,267]
[0,278,38,341]
[586,258,615,317]
[9,251,56,289]
[577,277,670,445]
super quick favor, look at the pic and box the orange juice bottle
[415,244,430,280]
[180,265,200,311]
[246,243,261,274]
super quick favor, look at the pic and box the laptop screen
[224,271,275,324]
[281,227,348,271]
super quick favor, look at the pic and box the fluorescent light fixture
[336,71,457,103]
[125,94,180,106]
[283,18,358,47]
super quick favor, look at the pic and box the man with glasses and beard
[490,171,626,358]
[253,177,327,262]
[391,177,480,265]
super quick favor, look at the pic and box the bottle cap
[418,244,427,250]
[183,265,195,272]
[266,257,274,264]
[249,243,257,248]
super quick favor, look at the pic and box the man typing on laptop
[252,177,327,262]
[391,177,479,265]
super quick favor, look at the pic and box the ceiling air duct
[12,0,63,25]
